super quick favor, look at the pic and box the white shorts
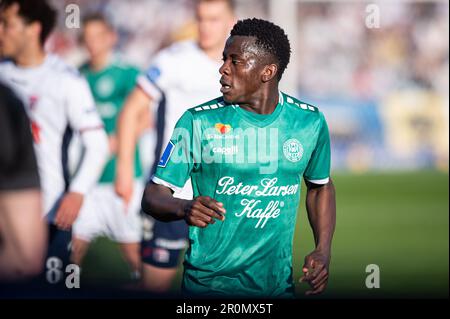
[73,181,144,243]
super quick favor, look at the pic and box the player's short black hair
[0,0,57,45]
[230,18,291,80]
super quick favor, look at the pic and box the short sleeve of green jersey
[303,112,331,184]
[152,111,197,191]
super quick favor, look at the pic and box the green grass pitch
[80,170,449,298]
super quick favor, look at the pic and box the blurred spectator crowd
[47,0,449,171]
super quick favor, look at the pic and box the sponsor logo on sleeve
[158,141,175,168]
[147,66,161,83]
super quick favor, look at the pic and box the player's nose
[219,60,230,76]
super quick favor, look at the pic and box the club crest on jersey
[96,76,115,97]
[215,123,231,134]
[158,141,175,168]
[283,138,303,162]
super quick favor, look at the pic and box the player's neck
[89,52,111,72]
[239,88,280,115]
[15,46,46,68]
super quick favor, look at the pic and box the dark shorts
[35,223,73,289]
[47,223,72,264]
[140,214,189,268]
[45,197,72,267]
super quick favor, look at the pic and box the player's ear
[261,64,278,83]
[27,21,42,44]
[110,32,118,47]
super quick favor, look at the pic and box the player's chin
[221,92,236,104]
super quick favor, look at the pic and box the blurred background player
[0,82,46,282]
[0,0,109,271]
[115,0,236,292]
[71,13,146,280]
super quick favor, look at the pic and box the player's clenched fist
[300,249,331,295]
[183,196,226,228]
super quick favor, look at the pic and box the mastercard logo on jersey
[215,123,232,134]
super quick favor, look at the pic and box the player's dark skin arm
[141,182,226,227]
[300,178,336,295]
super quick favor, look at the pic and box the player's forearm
[117,106,139,168]
[305,179,336,253]
[117,88,150,168]
[70,129,109,194]
[141,182,188,222]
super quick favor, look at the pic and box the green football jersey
[153,92,331,297]
[80,59,142,183]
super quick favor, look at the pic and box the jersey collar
[232,91,284,127]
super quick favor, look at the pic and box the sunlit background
[46,0,448,298]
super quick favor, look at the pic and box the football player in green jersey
[141,18,336,297]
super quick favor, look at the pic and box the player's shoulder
[145,40,198,81]
[0,59,14,82]
[152,40,199,65]
[0,57,13,65]
[281,92,325,120]
[78,61,90,74]
[186,96,230,117]
[0,80,20,104]
[162,40,198,56]
[0,58,15,71]
[79,57,138,75]
[46,54,85,81]
[282,92,319,113]
[109,56,140,73]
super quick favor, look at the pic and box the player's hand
[115,164,134,204]
[183,196,226,228]
[54,192,84,231]
[299,249,330,295]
